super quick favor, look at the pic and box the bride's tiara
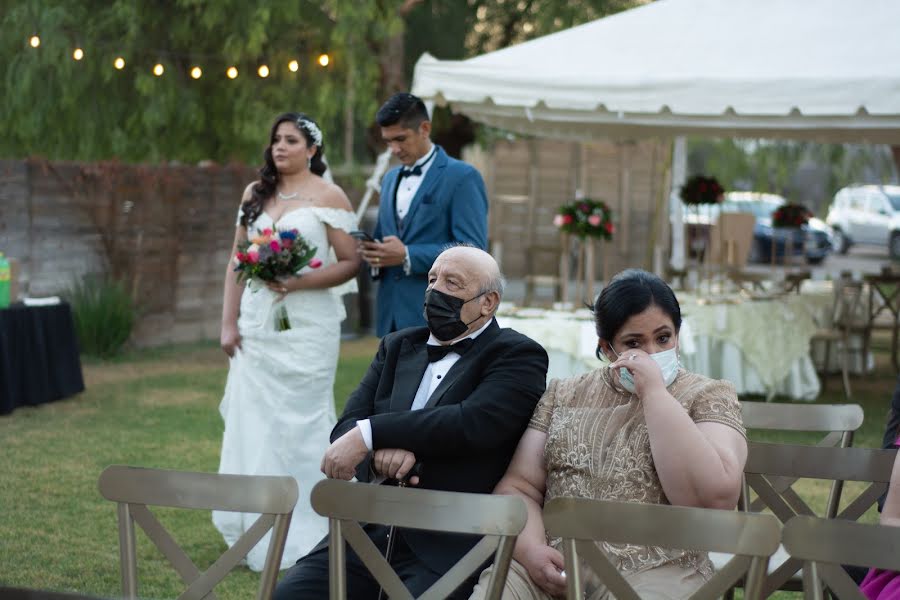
[297,119,323,147]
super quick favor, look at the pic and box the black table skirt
[0,302,85,416]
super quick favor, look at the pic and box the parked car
[825,184,900,258]
[682,192,833,265]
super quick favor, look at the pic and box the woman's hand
[520,544,567,597]
[609,349,666,397]
[265,276,299,301]
[220,323,242,357]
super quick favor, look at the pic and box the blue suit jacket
[373,145,488,336]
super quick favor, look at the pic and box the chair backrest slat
[98,465,298,600]
[310,479,527,600]
[741,402,863,433]
[543,497,781,600]
[98,465,297,514]
[784,516,900,600]
[745,442,895,484]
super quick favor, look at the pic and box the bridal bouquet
[233,228,321,331]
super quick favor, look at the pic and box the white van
[825,185,900,258]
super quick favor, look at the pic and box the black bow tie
[426,338,474,362]
[399,164,423,179]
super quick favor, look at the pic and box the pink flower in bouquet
[262,228,273,236]
[309,258,323,269]
[247,251,260,264]
[588,214,602,226]
[562,214,574,225]
[269,240,281,252]
[553,214,565,227]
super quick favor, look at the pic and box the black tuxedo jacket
[330,319,548,573]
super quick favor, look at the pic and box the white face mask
[610,346,679,393]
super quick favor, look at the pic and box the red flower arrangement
[680,175,724,205]
[553,198,615,240]
[771,203,812,228]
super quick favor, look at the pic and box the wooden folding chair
[784,515,900,600]
[739,402,864,517]
[744,443,896,597]
[543,498,780,600]
[811,280,870,399]
[309,479,527,600]
[97,465,298,600]
[719,403,864,598]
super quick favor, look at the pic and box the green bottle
[0,252,9,309]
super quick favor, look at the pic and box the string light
[18,39,334,78]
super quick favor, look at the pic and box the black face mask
[423,288,486,341]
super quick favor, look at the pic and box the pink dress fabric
[862,569,900,600]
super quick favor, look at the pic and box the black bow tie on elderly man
[426,338,474,362]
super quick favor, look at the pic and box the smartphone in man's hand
[349,230,376,243]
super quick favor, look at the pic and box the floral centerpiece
[233,228,321,330]
[553,198,615,240]
[680,174,725,205]
[772,203,812,228]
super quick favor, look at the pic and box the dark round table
[0,302,85,416]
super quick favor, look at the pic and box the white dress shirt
[369,144,437,278]
[395,144,436,221]
[356,318,494,450]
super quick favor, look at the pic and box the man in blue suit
[360,93,488,337]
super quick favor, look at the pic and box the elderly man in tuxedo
[360,92,489,337]
[274,245,548,600]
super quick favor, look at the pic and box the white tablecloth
[496,285,853,400]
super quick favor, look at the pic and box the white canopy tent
[412,0,900,144]
[411,0,900,270]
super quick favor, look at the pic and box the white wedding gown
[213,205,358,571]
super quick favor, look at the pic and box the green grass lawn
[0,334,897,599]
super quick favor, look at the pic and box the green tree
[1,0,649,164]
[0,0,395,164]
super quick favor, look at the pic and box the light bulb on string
[257,64,270,78]
[114,57,126,70]
[288,60,299,72]
[317,53,330,67]
[226,66,238,79]
[29,35,40,48]
[190,66,202,79]
[73,48,84,61]
[153,63,164,76]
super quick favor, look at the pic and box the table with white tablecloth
[496,285,855,400]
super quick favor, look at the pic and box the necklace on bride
[277,190,299,201]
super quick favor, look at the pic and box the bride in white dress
[215,113,360,571]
